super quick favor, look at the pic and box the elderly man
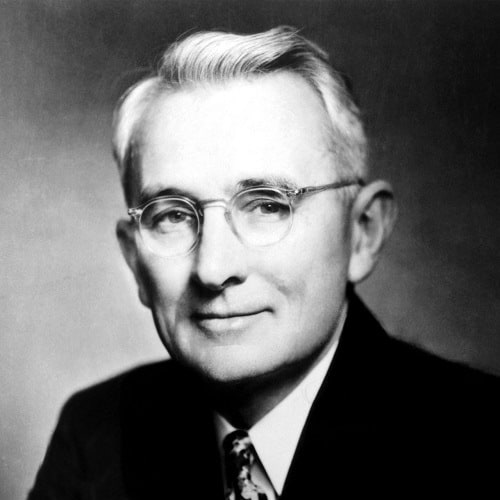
[30,27,499,499]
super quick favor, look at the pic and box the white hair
[112,26,367,203]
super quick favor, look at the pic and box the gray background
[1,1,499,498]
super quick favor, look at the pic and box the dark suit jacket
[29,293,500,499]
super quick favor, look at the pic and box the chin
[187,345,278,386]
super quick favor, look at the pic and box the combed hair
[112,26,367,203]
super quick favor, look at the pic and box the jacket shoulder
[342,292,500,420]
[62,360,173,427]
[349,291,499,381]
[382,323,500,390]
[29,360,177,499]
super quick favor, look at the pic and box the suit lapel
[280,293,392,499]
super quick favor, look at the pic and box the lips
[192,310,264,320]
[191,308,269,336]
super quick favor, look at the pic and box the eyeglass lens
[139,188,293,256]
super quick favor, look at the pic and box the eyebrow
[137,186,196,207]
[235,176,299,191]
[136,176,299,207]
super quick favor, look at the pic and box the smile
[191,310,268,336]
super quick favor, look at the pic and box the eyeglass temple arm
[288,179,365,199]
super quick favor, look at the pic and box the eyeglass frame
[127,178,365,256]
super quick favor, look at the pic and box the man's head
[113,27,396,392]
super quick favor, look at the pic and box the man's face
[126,72,354,386]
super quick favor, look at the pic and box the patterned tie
[223,430,269,500]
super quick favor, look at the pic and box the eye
[239,195,290,221]
[162,210,191,224]
[143,204,197,233]
[153,208,194,226]
[253,200,284,215]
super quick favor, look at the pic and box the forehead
[132,72,335,203]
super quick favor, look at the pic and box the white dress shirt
[214,304,347,498]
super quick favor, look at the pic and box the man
[30,27,499,499]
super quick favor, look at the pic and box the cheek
[261,210,351,325]
[137,253,193,309]
[271,209,350,287]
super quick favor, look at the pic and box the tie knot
[223,430,255,470]
[223,430,268,500]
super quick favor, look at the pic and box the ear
[116,218,151,308]
[347,180,397,284]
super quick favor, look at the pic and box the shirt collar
[214,302,347,494]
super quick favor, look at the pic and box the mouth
[191,310,268,336]
[193,310,264,320]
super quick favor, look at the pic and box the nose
[192,205,248,291]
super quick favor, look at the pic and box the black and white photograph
[1,1,499,498]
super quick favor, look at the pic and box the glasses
[128,179,363,257]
